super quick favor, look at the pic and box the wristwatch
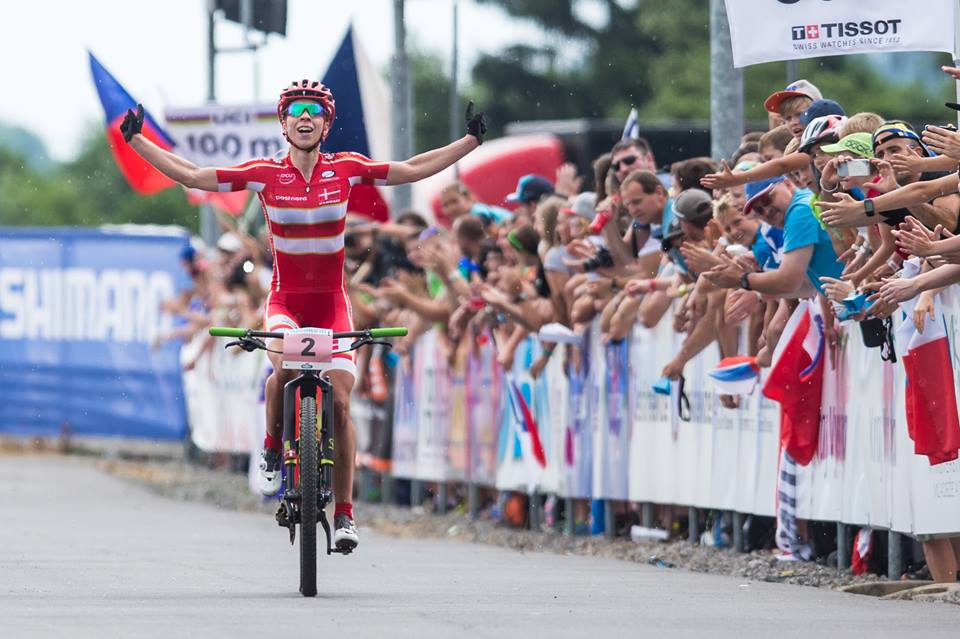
[739,273,752,290]
[864,198,875,217]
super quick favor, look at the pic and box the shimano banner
[724,0,956,68]
[0,228,190,440]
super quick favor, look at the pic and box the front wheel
[299,395,318,597]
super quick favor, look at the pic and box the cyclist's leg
[325,369,356,504]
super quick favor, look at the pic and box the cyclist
[120,79,486,551]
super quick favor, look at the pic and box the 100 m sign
[182,133,283,160]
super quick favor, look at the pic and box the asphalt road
[2,454,959,638]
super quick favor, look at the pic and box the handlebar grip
[209,327,248,338]
[370,327,408,338]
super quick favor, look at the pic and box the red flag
[763,303,825,466]
[900,311,960,465]
[186,189,250,216]
[89,52,175,195]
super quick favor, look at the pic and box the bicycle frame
[279,369,338,554]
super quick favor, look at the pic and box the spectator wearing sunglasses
[610,138,657,185]
[704,176,841,298]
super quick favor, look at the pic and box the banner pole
[710,0,744,162]
[955,0,960,127]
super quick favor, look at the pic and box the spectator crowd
[161,67,960,584]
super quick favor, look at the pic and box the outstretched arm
[386,102,486,185]
[386,136,479,185]
[122,106,219,191]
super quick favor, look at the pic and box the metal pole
[207,1,216,103]
[410,479,421,507]
[954,4,960,128]
[837,523,850,570]
[564,497,575,536]
[786,59,799,84]
[709,0,744,162]
[202,1,218,246]
[392,0,413,211]
[528,492,540,530]
[449,0,460,179]
[382,472,394,504]
[437,482,448,515]
[641,502,654,528]
[688,507,700,544]
[732,511,744,553]
[603,501,615,540]
[888,530,903,579]
[468,482,479,519]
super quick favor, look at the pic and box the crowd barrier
[182,301,960,538]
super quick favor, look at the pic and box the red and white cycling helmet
[277,79,336,141]
[798,114,846,154]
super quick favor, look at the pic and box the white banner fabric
[724,0,956,68]
[164,104,286,167]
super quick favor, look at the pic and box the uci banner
[164,104,286,167]
[724,0,956,68]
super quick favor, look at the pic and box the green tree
[0,125,198,230]
[472,0,954,132]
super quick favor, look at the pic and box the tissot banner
[724,0,956,68]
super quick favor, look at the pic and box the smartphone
[837,159,872,177]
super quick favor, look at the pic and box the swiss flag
[763,301,825,466]
[895,294,960,465]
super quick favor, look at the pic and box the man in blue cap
[704,176,841,297]
[505,174,554,219]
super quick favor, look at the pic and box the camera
[582,247,614,271]
[837,159,872,178]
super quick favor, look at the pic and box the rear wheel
[299,395,318,597]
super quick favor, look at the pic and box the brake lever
[225,336,266,352]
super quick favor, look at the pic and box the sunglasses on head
[612,154,639,172]
[286,101,325,118]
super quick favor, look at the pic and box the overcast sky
[0,0,550,161]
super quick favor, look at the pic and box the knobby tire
[299,395,318,597]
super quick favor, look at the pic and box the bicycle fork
[276,372,341,553]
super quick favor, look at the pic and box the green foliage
[0,123,53,173]
[471,0,955,131]
[0,125,198,230]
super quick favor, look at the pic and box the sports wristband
[864,198,875,217]
[739,273,752,290]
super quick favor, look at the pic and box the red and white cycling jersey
[215,151,389,293]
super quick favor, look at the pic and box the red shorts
[265,288,356,377]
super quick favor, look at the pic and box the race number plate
[281,327,334,370]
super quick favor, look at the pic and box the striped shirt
[216,152,389,292]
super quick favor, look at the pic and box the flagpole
[955,0,960,127]
[449,0,461,180]
[392,0,414,213]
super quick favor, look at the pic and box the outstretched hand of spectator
[913,290,937,332]
[679,244,722,274]
[922,125,960,160]
[942,65,960,81]
[724,288,761,323]
[699,160,739,190]
[819,192,867,228]
[554,163,583,197]
[888,152,923,177]
[819,276,855,303]
[625,278,654,298]
[377,278,409,305]
[702,253,747,289]
[893,216,943,258]
[872,276,919,306]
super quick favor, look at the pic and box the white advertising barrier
[182,331,267,453]
[164,104,286,167]
[724,0,955,68]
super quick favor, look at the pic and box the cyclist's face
[283,100,325,149]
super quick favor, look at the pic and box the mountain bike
[209,325,407,597]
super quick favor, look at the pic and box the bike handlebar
[208,326,408,340]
